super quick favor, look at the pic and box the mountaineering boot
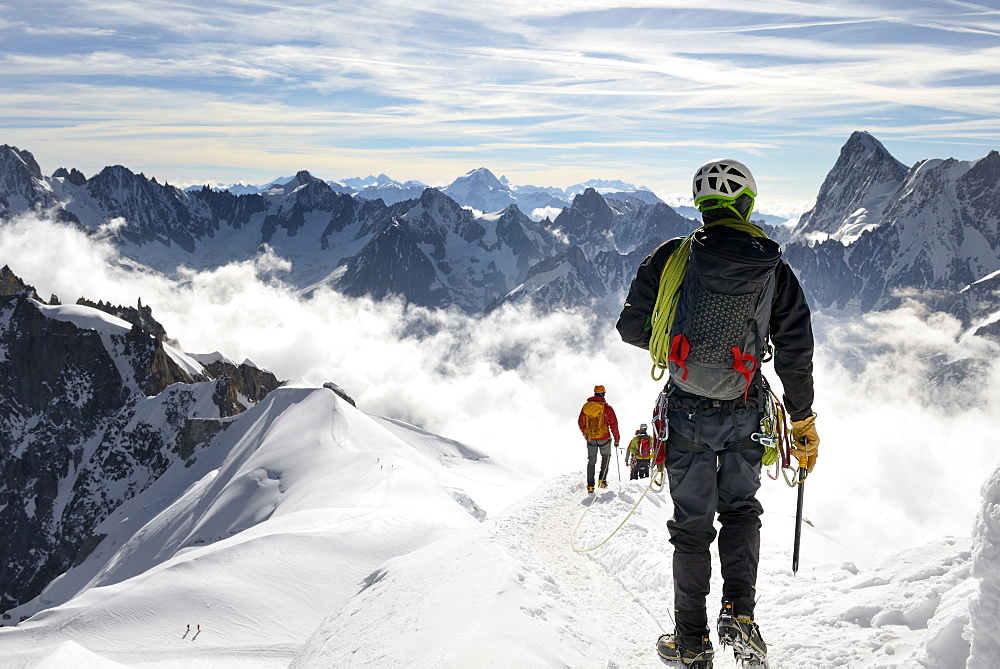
[656,632,713,667]
[717,599,767,665]
[587,484,595,493]
[598,479,608,489]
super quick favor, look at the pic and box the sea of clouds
[3,212,998,564]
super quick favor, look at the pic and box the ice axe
[792,464,807,574]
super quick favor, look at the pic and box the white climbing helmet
[692,159,757,209]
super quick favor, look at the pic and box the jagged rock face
[785,133,1000,333]
[336,218,446,306]
[200,360,282,418]
[0,275,282,613]
[794,131,909,242]
[955,151,1000,251]
[85,166,215,252]
[606,199,696,255]
[191,185,268,231]
[1,265,35,298]
[552,188,616,253]
[52,167,87,186]
[0,145,67,218]
[0,145,703,315]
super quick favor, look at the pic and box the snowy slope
[0,384,539,667]
[295,474,975,668]
[0,443,989,668]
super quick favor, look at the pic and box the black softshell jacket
[616,226,815,420]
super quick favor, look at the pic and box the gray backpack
[667,228,781,400]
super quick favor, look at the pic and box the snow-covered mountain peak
[264,170,321,196]
[793,130,910,243]
[1,145,62,215]
[845,129,892,156]
[441,167,516,213]
[0,144,42,179]
[0,376,538,657]
[458,167,506,186]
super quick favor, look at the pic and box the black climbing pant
[665,406,764,637]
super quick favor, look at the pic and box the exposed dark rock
[53,167,88,186]
[1,265,39,299]
[76,297,168,340]
[323,381,356,407]
[179,418,232,461]
[0,268,282,613]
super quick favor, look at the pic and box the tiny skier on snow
[617,159,819,668]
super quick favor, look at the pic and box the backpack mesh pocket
[686,284,755,364]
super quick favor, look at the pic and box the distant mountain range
[196,168,661,214]
[2,132,1000,333]
[0,147,697,317]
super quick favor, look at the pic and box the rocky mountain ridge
[3,134,1000,332]
[0,146,696,317]
[783,132,1000,332]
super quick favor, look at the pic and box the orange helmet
[593,385,606,394]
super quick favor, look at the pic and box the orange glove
[790,413,819,473]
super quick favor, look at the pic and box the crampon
[717,602,768,668]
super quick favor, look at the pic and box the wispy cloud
[2,1,998,202]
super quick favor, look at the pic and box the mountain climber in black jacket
[616,159,818,668]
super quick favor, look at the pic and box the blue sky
[2,0,999,214]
